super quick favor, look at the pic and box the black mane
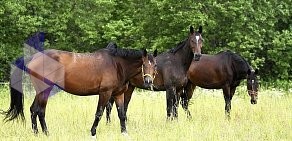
[222,50,251,79]
[105,42,142,58]
[169,39,187,54]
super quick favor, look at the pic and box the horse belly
[188,68,224,89]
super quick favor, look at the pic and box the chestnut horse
[2,42,157,136]
[106,26,203,121]
[181,50,259,119]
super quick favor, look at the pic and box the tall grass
[0,84,291,141]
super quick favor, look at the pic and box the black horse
[181,50,259,119]
[106,26,203,121]
[2,41,157,136]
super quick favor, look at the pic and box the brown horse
[106,26,203,121]
[181,50,259,119]
[2,42,157,137]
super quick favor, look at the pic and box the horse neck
[232,58,251,80]
[118,57,142,80]
[174,39,194,71]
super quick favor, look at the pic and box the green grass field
[0,84,291,141]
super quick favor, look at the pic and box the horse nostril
[194,53,201,61]
[144,77,153,84]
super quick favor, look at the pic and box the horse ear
[198,26,203,34]
[153,49,158,57]
[190,26,194,34]
[247,69,251,75]
[254,69,259,75]
[143,49,147,57]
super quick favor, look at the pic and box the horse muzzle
[250,99,257,104]
[248,90,258,104]
[144,76,153,89]
[194,53,202,61]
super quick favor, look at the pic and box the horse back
[27,49,120,95]
[187,54,233,89]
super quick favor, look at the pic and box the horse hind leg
[30,86,53,135]
[180,83,195,119]
[91,91,112,137]
[30,99,39,134]
[180,92,191,119]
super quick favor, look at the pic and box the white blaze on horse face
[195,36,199,42]
[195,36,200,50]
[148,60,151,65]
[252,80,254,84]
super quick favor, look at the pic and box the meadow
[0,84,291,141]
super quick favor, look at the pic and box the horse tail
[1,57,27,122]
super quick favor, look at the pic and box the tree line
[0,0,291,82]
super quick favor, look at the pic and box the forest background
[0,0,291,88]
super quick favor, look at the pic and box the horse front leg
[223,85,232,120]
[106,97,115,123]
[113,93,127,134]
[166,86,177,120]
[123,84,135,122]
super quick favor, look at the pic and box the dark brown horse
[106,26,203,121]
[181,50,259,119]
[2,42,157,137]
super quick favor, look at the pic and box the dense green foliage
[0,0,291,82]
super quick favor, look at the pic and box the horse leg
[173,88,179,119]
[230,87,236,98]
[90,91,111,137]
[166,86,176,119]
[106,97,114,123]
[181,82,195,119]
[30,87,52,135]
[30,99,39,134]
[229,87,236,113]
[38,87,52,135]
[113,93,127,134]
[123,84,135,122]
[180,92,191,118]
[223,85,231,120]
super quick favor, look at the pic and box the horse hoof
[225,115,231,121]
[187,115,192,120]
[121,132,128,136]
[91,135,96,140]
[43,130,49,136]
[33,129,39,135]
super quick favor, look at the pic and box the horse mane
[169,39,187,54]
[223,50,251,79]
[105,42,142,58]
